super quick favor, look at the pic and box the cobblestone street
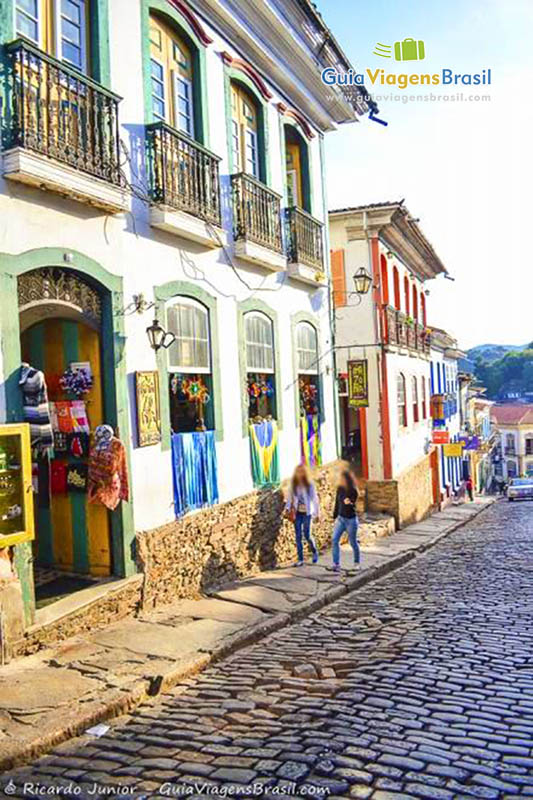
[4,500,533,799]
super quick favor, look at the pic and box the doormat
[35,575,97,609]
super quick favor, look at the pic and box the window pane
[62,0,81,23]
[167,302,210,371]
[15,11,38,41]
[17,0,38,15]
[151,60,164,80]
[61,41,81,67]
[297,323,318,372]
[62,18,81,45]
[245,314,274,372]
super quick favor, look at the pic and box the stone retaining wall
[136,461,391,609]
[366,453,436,528]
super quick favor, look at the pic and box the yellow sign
[0,423,35,547]
[135,371,161,447]
[443,442,464,458]
[348,360,369,408]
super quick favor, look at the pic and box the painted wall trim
[290,310,322,427]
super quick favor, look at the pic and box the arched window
[412,285,418,321]
[296,322,320,417]
[421,376,427,419]
[15,0,90,71]
[150,13,196,137]
[397,373,407,428]
[393,266,400,310]
[166,298,214,432]
[245,311,276,419]
[404,276,410,316]
[380,255,389,305]
[284,125,311,211]
[412,376,419,423]
[421,293,427,326]
[231,82,260,178]
[506,433,515,454]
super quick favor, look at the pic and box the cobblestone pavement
[4,500,533,799]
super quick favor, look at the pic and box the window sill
[234,238,286,272]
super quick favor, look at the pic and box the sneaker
[332,564,341,573]
[294,560,304,567]
[312,553,319,564]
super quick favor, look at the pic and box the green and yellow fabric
[249,420,279,488]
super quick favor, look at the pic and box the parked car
[507,478,533,501]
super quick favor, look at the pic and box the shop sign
[459,435,480,451]
[432,430,450,444]
[443,442,464,457]
[135,371,161,447]
[347,360,369,408]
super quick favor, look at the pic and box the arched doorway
[18,268,113,604]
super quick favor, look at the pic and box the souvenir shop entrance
[18,268,114,606]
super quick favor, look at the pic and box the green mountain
[467,343,528,364]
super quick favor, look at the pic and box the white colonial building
[491,405,533,480]
[0,0,370,631]
[329,201,447,527]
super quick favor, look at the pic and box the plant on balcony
[405,315,415,327]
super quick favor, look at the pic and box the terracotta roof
[491,404,533,425]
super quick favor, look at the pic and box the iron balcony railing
[382,306,431,354]
[284,206,324,271]
[231,172,283,253]
[146,122,221,226]
[4,38,123,186]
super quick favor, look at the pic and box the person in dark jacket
[332,470,360,572]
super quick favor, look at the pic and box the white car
[508,478,533,501]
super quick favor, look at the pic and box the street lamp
[352,267,373,296]
[146,319,176,351]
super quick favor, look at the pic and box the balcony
[1,39,126,213]
[231,173,285,271]
[382,306,430,357]
[284,206,326,285]
[146,122,224,248]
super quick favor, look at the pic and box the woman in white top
[285,464,320,566]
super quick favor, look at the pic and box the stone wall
[366,453,435,528]
[137,462,339,609]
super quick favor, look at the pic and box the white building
[0,0,370,628]
[329,201,447,527]
[429,327,465,499]
[491,405,533,480]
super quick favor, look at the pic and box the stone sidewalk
[0,498,494,771]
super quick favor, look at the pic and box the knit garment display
[88,433,129,510]
[19,364,53,451]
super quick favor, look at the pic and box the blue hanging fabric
[171,431,219,517]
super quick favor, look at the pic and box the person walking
[332,470,360,572]
[285,465,320,567]
[466,476,474,502]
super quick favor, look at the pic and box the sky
[315,0,533,349]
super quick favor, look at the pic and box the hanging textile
[249,419,280,488]
[19,364,53,452]
[171,431,219,517]
[300,414,322,468]
[88,428,129,510]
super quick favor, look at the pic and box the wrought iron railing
[231,172,283,253]
[146,122,221,225]
[3,39,123,186]
[383,305,398,345]
[284,206,324,270]
[382,308,431,354]
[396,310,408,348]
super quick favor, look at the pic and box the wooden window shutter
[330,249,346,308]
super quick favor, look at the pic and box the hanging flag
[347,359,369,408]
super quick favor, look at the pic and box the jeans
[294,512,318,562]
[332,515,360,566]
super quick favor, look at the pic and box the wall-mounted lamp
[352,267,373,296]
[146,319,176,352]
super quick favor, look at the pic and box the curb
[0,501,493,772]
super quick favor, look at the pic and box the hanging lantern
[146,319,175,351]
[352,267,373,296]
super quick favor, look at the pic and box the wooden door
[21,318,111,576]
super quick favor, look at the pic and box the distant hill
[467,343,529,364]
